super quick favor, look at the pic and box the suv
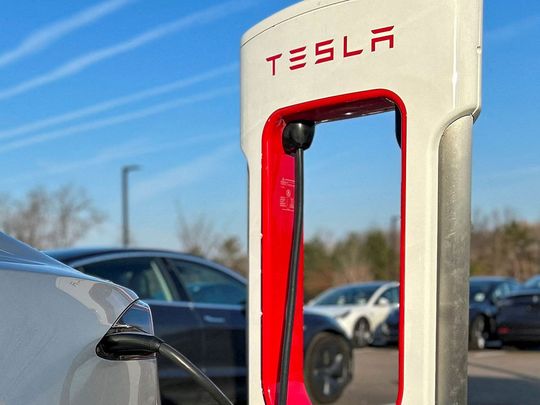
[307,281,400,347]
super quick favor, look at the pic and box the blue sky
[0,0,538,249]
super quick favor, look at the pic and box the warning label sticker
[279,177,295,212]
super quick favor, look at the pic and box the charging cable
[278,121,315,405]
[100,121,315,405]
[99,332,233,405]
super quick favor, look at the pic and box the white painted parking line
[469,351,506,359]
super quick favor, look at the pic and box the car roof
[45,247,201,263]
[45,246,246,280]
[324,280,396,293]
[505,288,540,298]
[469,276,514,283]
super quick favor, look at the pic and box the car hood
[305,304,366,317]
[469,301,490,310]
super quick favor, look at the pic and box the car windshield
[524,276,540,289]
[469,282,493,303]
[312,285,379,306]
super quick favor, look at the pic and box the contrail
[0,63,237,141]
[485,13,540,42]
[0,0,132,68]
[132,143,237,201]
[0,86,236,154]
[0,1,251,102]
[2,129,236,184]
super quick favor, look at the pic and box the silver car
[0,232,159,405]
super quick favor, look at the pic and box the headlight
[336,310,351,319]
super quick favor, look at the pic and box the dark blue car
[47,248,353,404]
[496,288,540,348]
[468,276,520,349]
[376,276,521,349]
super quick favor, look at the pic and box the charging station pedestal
[241,1,483,404]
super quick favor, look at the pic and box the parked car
[371,276,521,349]
[375,306,400,346]
[524,275,540,290]
[0,233,159,405]
[306,281,399,347]
[468,276,520,349]
[496,288,540,348]
[47,248,353,405]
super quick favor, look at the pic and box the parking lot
[336,347,540,405]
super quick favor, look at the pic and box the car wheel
[469,316,488,350]
[353,318,373,348]
[304,332,352,404]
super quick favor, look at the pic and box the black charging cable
[99,332,234,405]
[100,122,315,405]
[278,121,315,405]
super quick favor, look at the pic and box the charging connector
[98,332,233,405]
[279,121,315,405]
[282,120,315,155]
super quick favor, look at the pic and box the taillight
[96,300,155,360]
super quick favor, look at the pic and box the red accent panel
[261,89,407,404]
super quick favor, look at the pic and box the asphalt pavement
[335,347,540,405]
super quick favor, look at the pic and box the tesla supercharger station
[241,1,483,404]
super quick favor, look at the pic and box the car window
[79,257,174,302]
[492,282,510,302]
[525,276,540,289]
[351,286,378,305]
[508,281,520,292]
[377,286,399,305]
[313,288,350,306]
[169,259,246,305]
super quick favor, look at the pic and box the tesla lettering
[265,26,395,76]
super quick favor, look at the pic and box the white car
[0,232,160,404]
[306,281,399,347]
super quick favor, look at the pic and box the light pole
[121,164,140,247]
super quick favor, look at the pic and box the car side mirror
[377,297,390,306]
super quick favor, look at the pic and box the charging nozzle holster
[282,121,315,155]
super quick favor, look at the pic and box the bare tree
[471,208,540,280]
[332,232,373,283]
[176,208,249,275]
[214,236,248,276]
[0,184,104,249]
[176,208,222,258]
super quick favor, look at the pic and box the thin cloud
[0,1,251,102]
[0,63,237,141]
[132,143,236,201]
[0,0,132,69]
[0,86,237,154]
[485,14,540,42]
[3,129,236,184]
[478,165,540,181]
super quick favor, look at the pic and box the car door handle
[203,315,226,324]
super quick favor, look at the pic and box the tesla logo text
[265,26,394,76]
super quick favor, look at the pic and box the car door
[369,285,399,330]
[165,257,247,402]
[74,254,205,404]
